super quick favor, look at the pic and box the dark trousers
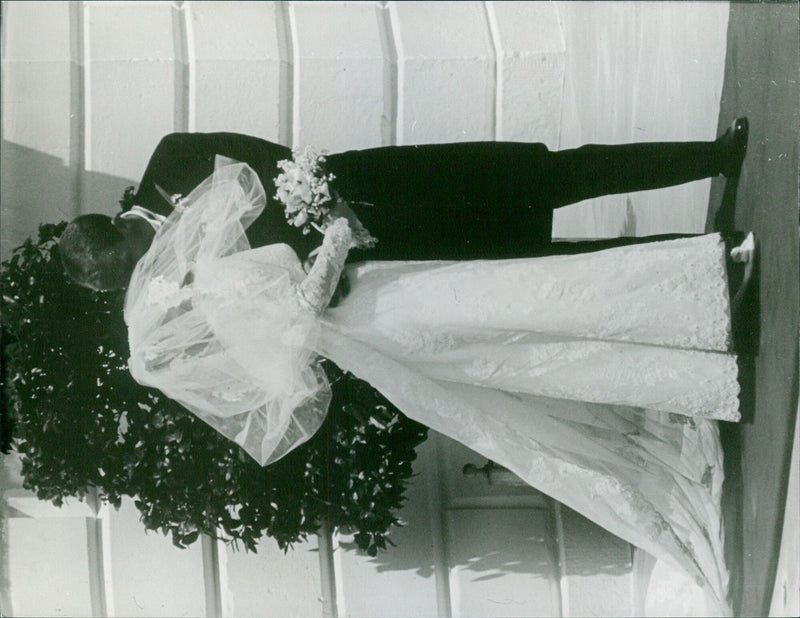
[326,140,723,261]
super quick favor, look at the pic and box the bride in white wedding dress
[125,161,753,616]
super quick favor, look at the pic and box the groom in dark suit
[59,123,747,291]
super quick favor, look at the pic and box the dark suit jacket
[130,133,556,262]
[133,133,320,261]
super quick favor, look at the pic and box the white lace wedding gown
[126,162,739,615]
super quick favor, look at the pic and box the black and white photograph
[1,1,798,617]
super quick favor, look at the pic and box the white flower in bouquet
[274,147,336,234]
[291,210,309,227]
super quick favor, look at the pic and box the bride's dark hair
[58,214,121,287]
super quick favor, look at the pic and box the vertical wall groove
[0,516,13,618]
[331,531,347,618]
[0,1,8,59]
[275,1,295,147]
[377,1,398,146]
[86,517,108,617]
[287,1,301,148]
[201,534,222,618]
[386,2,404,146]
[98,508,115,618]
[553,501,570,618]
[484,1,503,141]
[68,0,85,217]
[553,3,568,151]
[80,1,92,211]
[183,1,196,132]
[316,521,339,618]
[427,435,452,618]
[85,489,115,618]
[172,1,190,133]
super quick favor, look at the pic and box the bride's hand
[304,252,350,307]
[327,213,352,237]
[304,219,352,307]
[329,271,350,307]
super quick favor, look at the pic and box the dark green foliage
[1,222,427,555]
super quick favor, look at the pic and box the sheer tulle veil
[125,157,331,465]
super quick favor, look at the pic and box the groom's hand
[330,272,350,307]
[330,199,360,229]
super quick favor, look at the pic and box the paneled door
[435,435,563,617]
[436,433,641,618]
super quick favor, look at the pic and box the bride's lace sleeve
[296,217,352,314]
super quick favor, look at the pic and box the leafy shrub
[1,223,427,555]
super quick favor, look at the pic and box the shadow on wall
[338,505,633,579]
[0,141,137,260]
[337,535,562,579]
[0,457,23,618]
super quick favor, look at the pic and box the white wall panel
[626,2,728,235]
[1,68,73,155]
[83,2,178,215]
[446,509,560,618]
[1,68,77,248]
[1,1,73,62]
[392,1,495,144]
[191,1,286,141]
[294,1,387,151]
[560,506,634,617]
[109,497,206,618]
[553,1,645,239]
[332,439,440,618]
[6,517,94,617]
[224,536,323,618]
[1,1,76,258]
[552,1,728,238]
[491,1,565,148]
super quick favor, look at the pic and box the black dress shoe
[720,117,749,178]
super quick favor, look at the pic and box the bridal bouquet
[274,147,335,235]
[274,147,377,249]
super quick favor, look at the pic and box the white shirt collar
[120,206,167,232]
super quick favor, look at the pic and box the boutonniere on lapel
[274,147,377,250]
